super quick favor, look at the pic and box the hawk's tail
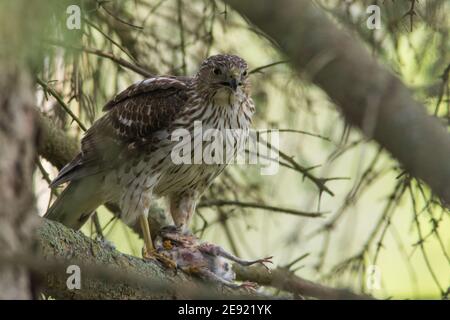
[44,175,105,230]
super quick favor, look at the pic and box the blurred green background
[26,0,450,299]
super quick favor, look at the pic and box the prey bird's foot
[252,256,273,271]
[195,268,258,292]
[239,281,259,292]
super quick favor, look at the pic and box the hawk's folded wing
[50,76,190,187]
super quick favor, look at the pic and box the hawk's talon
[142,248,178,270]
[142,247,153,260]
[163,239,173,250]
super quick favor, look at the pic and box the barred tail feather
[45,175,105,230]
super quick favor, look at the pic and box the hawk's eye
[242,70,248,77]
[213,68,221,75]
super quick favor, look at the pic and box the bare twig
[47,40,153,78]
[199,199,326,218]
[36,77,87,132]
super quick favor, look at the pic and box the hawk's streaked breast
[110,79,255,224]
[49,54,255,231]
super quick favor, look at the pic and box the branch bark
[36,218,244,299]
[0,67,38,300]
[0,0,43,299]
[35,218,369,299]
[226,0,450,205]
[37,112,80,169]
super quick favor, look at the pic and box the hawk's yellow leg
[140,215,154,253]
[140,215,177,269]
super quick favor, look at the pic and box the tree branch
[35,218,369,299]
[226,0,450,205]
[36,218,258,299]
[37,111,80,170]
[234,264,374,300]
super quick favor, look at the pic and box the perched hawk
[45,54,255,255]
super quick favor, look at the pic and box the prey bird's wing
[50,76,190,188]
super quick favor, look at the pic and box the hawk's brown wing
[50,76,190,187]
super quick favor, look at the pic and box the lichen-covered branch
[234,265,374,300]
[36,218,256,299]
[36,218,369,300]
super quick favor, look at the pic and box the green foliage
[33,0,449,299]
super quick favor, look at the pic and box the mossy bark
[37,219,255,299]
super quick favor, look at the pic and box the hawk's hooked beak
[220,77,238,91]
[229,78,238,91]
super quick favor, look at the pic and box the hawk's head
[196,54,249,96]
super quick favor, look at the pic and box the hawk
[45,54,255,256]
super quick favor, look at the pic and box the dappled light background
[33,0,449,299]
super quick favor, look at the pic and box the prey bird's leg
[140,215,154,255]
[198,243,273,270]
[196,268,257,291]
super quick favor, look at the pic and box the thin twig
[249,60,288,74]
[257,128,331,142]
[36,77,87,132]
[177,0,187,75]
[199,199,326,218]
[47,40,153,78]
[99,2,144,30]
